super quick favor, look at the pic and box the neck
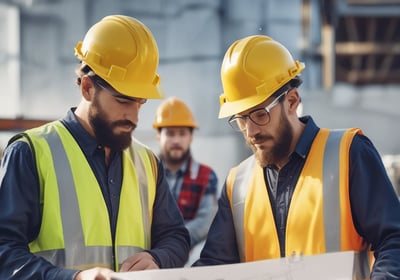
[104,147,112,167]
[165,161,183,173]
[163,155,190,174]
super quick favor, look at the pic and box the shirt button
[110,178,115,184]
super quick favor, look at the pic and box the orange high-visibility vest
[227,128,371,279]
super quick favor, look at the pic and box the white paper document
[111,251,355,280]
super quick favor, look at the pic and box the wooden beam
[336,68,400,83]
[380,17,398,76]
[346,0,400,5]
[321,24,334,89]
[336,42,400,55]
[0,118,52,131]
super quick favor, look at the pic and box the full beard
[161,148,191,166]
[89,99,135,151]
[246,111,293,167]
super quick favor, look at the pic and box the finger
[119,259,139,272]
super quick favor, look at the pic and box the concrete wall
[0,0,399,191]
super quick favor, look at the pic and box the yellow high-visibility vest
[20,121,157,271]
[227,128,371,279]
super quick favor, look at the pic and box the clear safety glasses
[228,90,288,132]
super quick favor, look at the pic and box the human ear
[81,76,96,101]
[286,89,301,113]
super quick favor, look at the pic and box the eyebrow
[96,81,140,102]
[111,92,137,101]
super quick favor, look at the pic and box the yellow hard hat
[153,97,198,129]
[74,15,164,99]
[218,35,305,118]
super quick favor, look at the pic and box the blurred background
[0,0,399,194]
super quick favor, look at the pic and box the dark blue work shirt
[194,116,400,280]
[264,115,317,257]
[0,108,190,280]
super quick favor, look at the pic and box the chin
[170,155,183,162]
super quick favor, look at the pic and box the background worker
[0,15,189,280]
[192,35,400,279]
[153,97,218,266]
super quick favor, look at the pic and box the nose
[124,102,141,124]
[170,133,182,144]
[245,118,261,138]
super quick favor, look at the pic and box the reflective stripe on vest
[322,129,344,252]
[229,128,370,279]
[230,156,255,262]
[26,121,156,271]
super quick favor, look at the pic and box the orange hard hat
[153,97,198,129]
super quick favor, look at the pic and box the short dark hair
[270,76,303,101]
[75,63,110,90]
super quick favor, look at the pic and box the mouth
[250,135,274,149]
[169,146,185,156]
[169,149,184,156]
[252,139,265,146]
[117,124,134,133]
[114,120,136,132]
[253,136,271,145]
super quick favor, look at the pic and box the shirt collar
[293,115,320,159]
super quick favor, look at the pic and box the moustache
[250,134,273,145]
[112,120,136,130]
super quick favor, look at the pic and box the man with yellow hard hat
[0,15,189,280]
[153,96,218,266]
[193,35,400,279]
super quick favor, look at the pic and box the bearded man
[153,96,218,266]
[192,35,400,280]
[0,15,189,280]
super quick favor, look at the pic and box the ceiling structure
[321,0,400,86]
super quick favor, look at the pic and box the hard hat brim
[218,93,269,119]
[153,123,199,129]
[111,80,165,99]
